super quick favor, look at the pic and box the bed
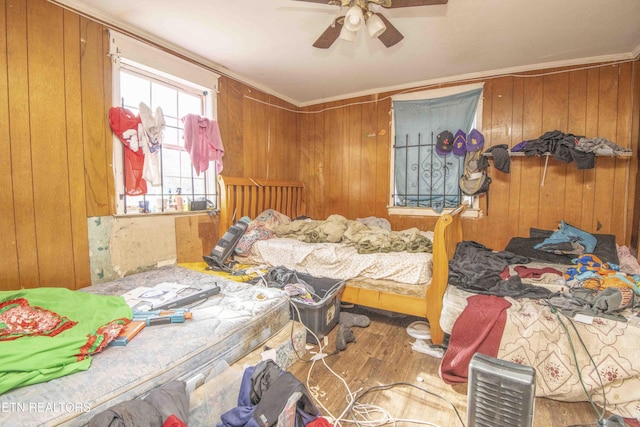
[217,175,465,346]
[438,235,640,421]
[0,265,295,426]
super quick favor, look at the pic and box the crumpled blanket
[275,214,432,254]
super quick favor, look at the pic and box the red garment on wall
[109,107,147,195]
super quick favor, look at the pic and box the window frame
[108,30,221,216]
[388,83,485,218]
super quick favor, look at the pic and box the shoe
[336,324,356,351]
[340,312,370,328]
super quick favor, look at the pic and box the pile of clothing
[511,130,631,170]
[218,360,323,427]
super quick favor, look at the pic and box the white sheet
[242,237,433,285]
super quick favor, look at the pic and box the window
[389,83,484,216]
[109,31,221,215]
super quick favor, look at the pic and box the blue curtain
[393,88,482,213]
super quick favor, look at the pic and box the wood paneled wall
[299,62,640,251]
[1,0,112,291]
[0,0,299,291]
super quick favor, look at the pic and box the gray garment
[88,400,163,427]
[548,287,631,322]
[145,380,189,425]
[89,380,189,427]
[575,137,631,155]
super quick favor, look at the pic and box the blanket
[441,267,640,419]
[439,294,511,384]
[274,214,433,254]
[0,288,132,394]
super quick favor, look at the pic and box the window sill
[114,210,218,219]
[388,206,480,219]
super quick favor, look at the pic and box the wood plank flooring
[287,306,608,427]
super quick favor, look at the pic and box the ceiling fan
[296,0,448,49]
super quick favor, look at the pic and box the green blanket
[0,287,132,394]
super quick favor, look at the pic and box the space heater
[467,353,536,427]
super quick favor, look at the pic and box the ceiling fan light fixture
[343,5,364,32]
[366,13,386,38]
[339,25,358,42]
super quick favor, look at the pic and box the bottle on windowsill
[176,188,183,211]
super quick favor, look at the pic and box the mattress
[0,265,290,427]
[242,237,433,285]
[439,254,640,418]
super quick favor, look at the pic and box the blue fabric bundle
[534,221,597,256]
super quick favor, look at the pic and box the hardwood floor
[287,306,606,427]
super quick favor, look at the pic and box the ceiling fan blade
[375,13,404,47]
[384,0,448,7]
[313,18,344,49]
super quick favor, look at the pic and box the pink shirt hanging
[181,114,225,175]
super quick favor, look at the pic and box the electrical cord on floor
[351,382,465,427]
[287,303,465,427]
[546,303,608,425]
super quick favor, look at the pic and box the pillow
[235,209,291,256]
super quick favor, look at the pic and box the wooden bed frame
[217,175,465,345]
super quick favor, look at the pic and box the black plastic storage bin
[289,272,346,344]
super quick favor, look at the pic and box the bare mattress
[0,265,290,427]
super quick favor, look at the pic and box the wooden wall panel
[347,99,363,219]
[485,77,514,249]
[27,0,75,287]
[6,0,39,288]
[375,95,392,219]
[361,96,377,215]
[299,61,640,249]
[64,10,92,289]
[0,0,20,289]
[581,68,600,230]
[311,108,323,219]
[508,77,525,237]
[329,102,344,215]
[539,71,569,233]
[615,63,635,241]
[81,18,112,217]
[593,65,619,234]
[298,107,311,215]
[564,69,588,228]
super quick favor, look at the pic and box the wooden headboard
[217,175,306,234]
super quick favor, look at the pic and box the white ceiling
[54,0,640,107]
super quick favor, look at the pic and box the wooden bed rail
[427,204,465,345]
[217,176,306,235]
